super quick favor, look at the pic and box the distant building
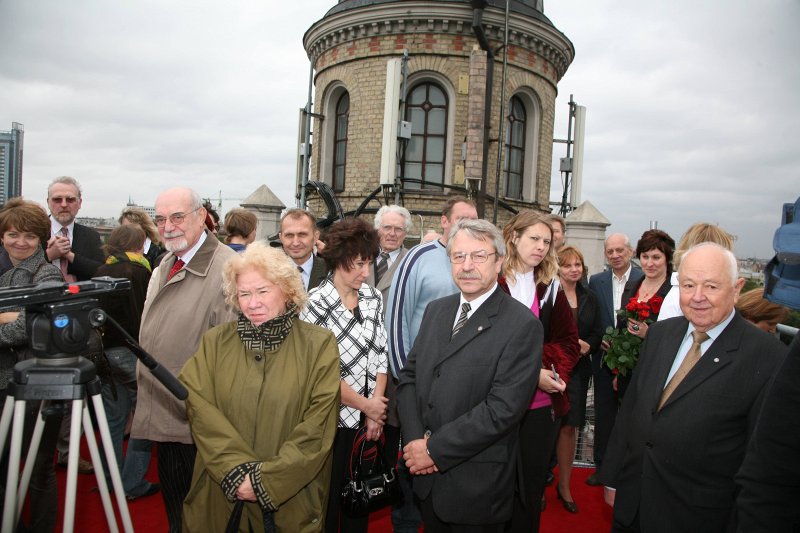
[0,122,24,205]
[302,0,574,230]
[125,198,156,218]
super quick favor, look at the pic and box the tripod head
[0,277,187,400]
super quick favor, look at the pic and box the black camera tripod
[0,355,133,533]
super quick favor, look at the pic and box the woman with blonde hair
[657,222,734,321]
[180,241,341,531]
[500,210,580,533]
[736,288,789,334]
[119,206,165,267]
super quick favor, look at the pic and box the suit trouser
[420,495,505,533]
[509,407,561,533]
[158,441,196,533]
[591,354,618,468]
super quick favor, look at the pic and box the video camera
[0,276,186,400]
[0,277,129,359]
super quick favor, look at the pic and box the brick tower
[303,0,573,233]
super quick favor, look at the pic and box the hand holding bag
[340,426,400,516]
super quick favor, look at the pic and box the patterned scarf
[237,303,297,353]
[104,252,152,272]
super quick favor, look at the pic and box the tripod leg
[83,394,133,533]
[0,394,14,457]
[61,399,84,533]
[15,401,48,520]
[1,400,26,533]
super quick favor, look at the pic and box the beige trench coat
[132,233,238,443]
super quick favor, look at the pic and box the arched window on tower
[504,95,527,200]
[332,91,350,193]
[403,82,448,190]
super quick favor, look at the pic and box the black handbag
[340,425,400,516]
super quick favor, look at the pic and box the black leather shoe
[545,469,555,486]
[585,472,602,486]
[557,487,578,514]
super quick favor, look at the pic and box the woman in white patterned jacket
[300,217,388,533]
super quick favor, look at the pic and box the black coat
[599,314,787,533]
[94,256,151,348]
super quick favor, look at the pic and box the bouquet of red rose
[602,295,664,377]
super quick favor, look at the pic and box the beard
[163,231,188,253]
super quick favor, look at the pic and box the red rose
[639,309,650,319]
[650,296,664,314]
[626,298,639,312]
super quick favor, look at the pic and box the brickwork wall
[306,13,569,229]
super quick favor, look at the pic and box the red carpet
[51,440,612,532]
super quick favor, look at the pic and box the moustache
[164,231,184,239]
[457,273,481,280]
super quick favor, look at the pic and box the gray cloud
[1,0,796,258]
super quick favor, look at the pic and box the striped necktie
[374,252,390,284]
[451,302,471,338]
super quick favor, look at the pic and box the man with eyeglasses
[385,196,477,532]
[45,176,104,284]
[397,218,542,531]
[131,187,238,533]
[45,176,105,475]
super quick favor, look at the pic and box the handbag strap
[225,500,276,533]
[348,426,387,478]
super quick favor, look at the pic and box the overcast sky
[1,0,797,258]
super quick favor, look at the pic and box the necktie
[451,302,471,339]
[59,227,70,279]
[658,330,710,410]
[167,258,185,281]
[374,252,390,284]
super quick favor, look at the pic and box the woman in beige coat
[180,242,341,532]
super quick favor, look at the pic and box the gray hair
[679,242,738,284]
[48,176,83,198]
[605,232,632,249]
[374,204,412,231]
[446,219,505,257]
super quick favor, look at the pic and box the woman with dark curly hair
[300,217,389,533]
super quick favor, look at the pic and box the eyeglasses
[154,207,200,227]
[49,196,79,205]
[380,225,407,234]
[449,251,497,264]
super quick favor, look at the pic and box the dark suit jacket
[397,286,542,525]
[598,314,787,533]
[307,255,328,291]
[735,335,800,532]
[589,265,644,334]
[68,223,104,281]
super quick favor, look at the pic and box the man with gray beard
[131,187,237,533]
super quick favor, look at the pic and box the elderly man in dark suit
[586,232,642,485]
[398,218,542,532]
[598,243,787,533]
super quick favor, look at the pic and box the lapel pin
[713,357,719,363]
[477,326,483,332]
